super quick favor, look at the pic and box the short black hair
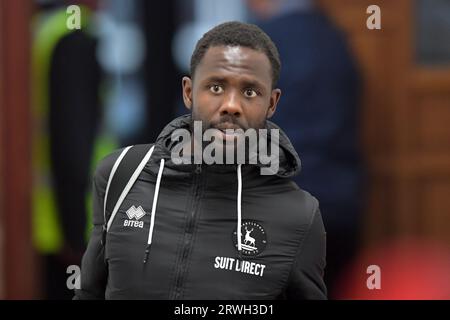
[190,21,281,87]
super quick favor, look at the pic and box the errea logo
[124,205,146,228]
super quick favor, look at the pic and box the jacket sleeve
[284,204,328,300]
[73,149,123,300]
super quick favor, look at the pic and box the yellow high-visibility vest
[32,6,117,253]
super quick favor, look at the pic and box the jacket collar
[145,114,301,179]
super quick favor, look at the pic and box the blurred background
[0,0,449,299]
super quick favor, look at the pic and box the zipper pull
[195,164,202,174]
[143,244,152,264]
[101,225,107,246]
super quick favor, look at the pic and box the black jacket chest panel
[105,172,312,299]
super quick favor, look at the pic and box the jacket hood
[148,114,301,179]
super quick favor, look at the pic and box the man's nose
[218,91,242,116]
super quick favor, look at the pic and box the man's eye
[244,89,257,98]
[209,85,223,94]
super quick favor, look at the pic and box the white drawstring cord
[144,158,165,264]
[103,146,132,228]
[143,161,241,263]
[237,164,242,258]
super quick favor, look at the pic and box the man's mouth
[213,123,242,131]
[211,123,243,141]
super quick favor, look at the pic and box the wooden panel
[320,0,414,159]
[371,154,450,176]
[364,175,396,243]
[352,32,394,156]
[411,94,450,152]
[408,69,450,155]
[319,1,404,156]
[394,177,421,237]
[319,0,406,31]
[0,0,36,299]
[411,68,450,94]
[419,178,450,242]
[319,0,415,248]
[367,168,450,242]
[319,0,450,248]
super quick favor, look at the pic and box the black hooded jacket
[75,114,327,299]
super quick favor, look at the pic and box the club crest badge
[232,220,267,256]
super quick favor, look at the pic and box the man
[75,21,327,300]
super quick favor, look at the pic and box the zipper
[172,164,203,299]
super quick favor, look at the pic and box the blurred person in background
[32,0,107,299]
[246,0,363,298]
[33,0,181,298]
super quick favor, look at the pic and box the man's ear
[266,88,281,119]
[182,76,193,110]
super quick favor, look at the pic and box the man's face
[182,45,281,136]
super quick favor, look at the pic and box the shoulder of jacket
[94,147,127,182]
[290,188,320,224]
[93,143,156,190]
